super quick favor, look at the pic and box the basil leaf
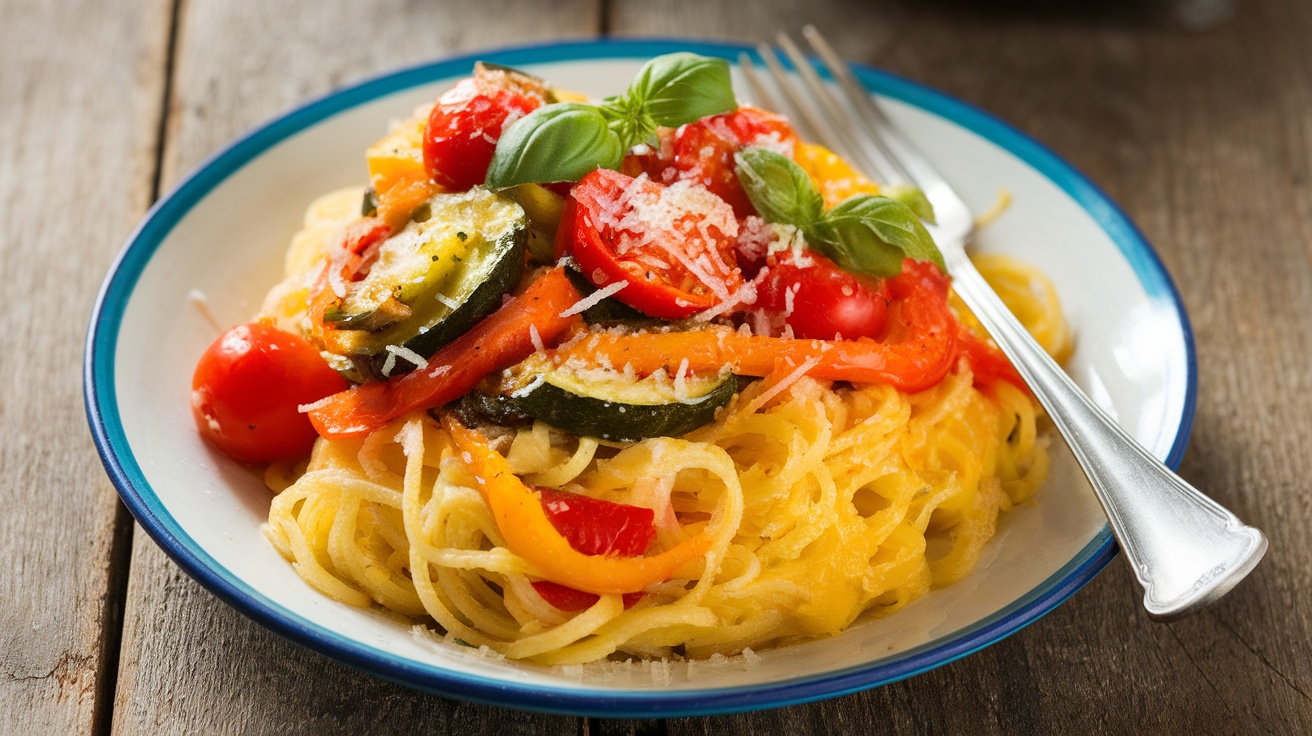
[881,184,937,225]
[484,103,624,189]
[808,195,944,277]
[734,147,824,227]
[598,95,658,149]
[628,53,737,129]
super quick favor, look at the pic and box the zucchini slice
[505,183,565,264]
[324,188,527,379]
[483,355,737,441]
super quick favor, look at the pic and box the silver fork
[743,26,1266,620]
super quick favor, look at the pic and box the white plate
[85,39,1195,717]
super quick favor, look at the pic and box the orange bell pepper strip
[375,174,441,232]
[308,267,582,440]
[443,416,713,595]
[552,260,959,393]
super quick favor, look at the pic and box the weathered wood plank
[606,0,1312,733]
[109,1,599,733]
[0,0,172,733]
[92,0,1312,733]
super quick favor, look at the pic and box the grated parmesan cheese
[328,262,348,298]
[297,395,335,414]
[529,324,544,352]
[434,292,460,310]
[592,174,738,303]
[380,344,429,377]
[784,283,798,317]
[509,373,546,398]
[749,355,822,411]
[187,289,224,337]
[692,281,756,322]
[558,280,628,318]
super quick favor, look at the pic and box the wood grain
[606,0,1312,732]
[0,0,171,733]
[3,0,1303,732]
[108,2,600,733]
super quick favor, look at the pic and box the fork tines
[739,26,914,187]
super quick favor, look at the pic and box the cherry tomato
[733,215,775,278]
[191,322,348,464]
[753,249,891,340]
[637,108,798,218]
[562,168,743,320]
[422,78,540,191]
[529,486,655,611]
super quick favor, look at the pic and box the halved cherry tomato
[191,322,348,463]
[561,168,743,320]
[530,486,656,612]
[752,249,891,340]
[422,78,541,191]
[636,107,798,218]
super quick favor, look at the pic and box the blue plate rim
[83,37,1196,718]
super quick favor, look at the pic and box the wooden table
[6,0,1310,732]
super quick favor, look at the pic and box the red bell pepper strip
[535,486,656,556]
[529,486,656,611]
[551,259,958,393]
[444,416,712,595]
[532,581,645,612]
[307,268,582,439]
[956,325,1029,394]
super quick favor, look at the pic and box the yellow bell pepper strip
[443,415,713,595]
[793,141,880,209]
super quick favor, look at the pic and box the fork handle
[943,247,1267,620]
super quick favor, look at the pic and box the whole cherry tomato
[753,249,891,340]
[636,107,798,218]
[561,168,743,320]
[422,78,540,191]
[191,322,347,463]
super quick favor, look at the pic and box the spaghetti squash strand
[261,227,1065,662]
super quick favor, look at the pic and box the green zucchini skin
[505,184,565,265]
[361,187,378,217]
[320,189,528,381]
[446,390,534,428]
[367,231,525,379]
[490,370,737,442]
